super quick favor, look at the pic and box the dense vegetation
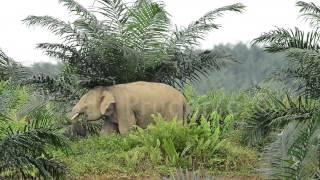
[195,43,286,93]
[2,0,320,179]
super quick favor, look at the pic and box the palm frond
[297,1,320,26]
[123,0,169,55]
[149,48,233,87]
[0,87,69,178]
[244,91,317,146]
[36,43,79,61]
[0,48,30,81]
[170,3,245,50]
[23,16,86,45]
[95,0,129,34]
[0,128,68,178]
[59,0,97,21]
[260,118,320,179]
[23,15,75,37]
[297,1,320,14]
[281,48,320,98]
[73,18,108,39]
[253,27,320,52]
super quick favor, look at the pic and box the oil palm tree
[253,1,320,98]
[23,0,245,94]
[250,1,320,179]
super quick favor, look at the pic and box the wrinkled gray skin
[69,81,187,134]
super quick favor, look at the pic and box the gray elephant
[69,81,187,134]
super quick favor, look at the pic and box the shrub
[55,113,257,178]
[184,85,255,121]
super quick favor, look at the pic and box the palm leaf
[244,91,317,146]
[169,3,245,50]
[297,1,320,26]
[0,49,30,81]
[95,0,129,34]
[0,90,69,178]
[36,43,79,61]
[260,118,320,179]
[0,128,68,178]
[253,27,320,52]
[23,15,75,37]
[123,0,169,51]
[59,0,97,21]
[24,1,245,91]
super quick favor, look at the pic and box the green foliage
[253,1,320,98]
[27,62,64,77]
[23,0,245,101]
[55,114,257,178]
[0,48,30,81]
[251,1,320,179]
[185,85,255,121]
[0,80,29,115]
[260,118,320,179]
[194,43,287,92]
[253,27,320,52]
[0,80,69,179]
[243,91,319,146]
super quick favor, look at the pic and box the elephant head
[70,87,116,122]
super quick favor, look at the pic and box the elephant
[69,81,187,134]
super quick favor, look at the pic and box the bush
[55,113,257,178]
[184,85,255,121]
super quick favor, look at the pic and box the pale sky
[0,0,317,65]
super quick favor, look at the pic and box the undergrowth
[54,113,258,178]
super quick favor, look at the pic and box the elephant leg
[166,103,183,121]
[117,110,136,134]
[100,120,118,135]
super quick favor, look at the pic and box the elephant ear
[100,91,116,116]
